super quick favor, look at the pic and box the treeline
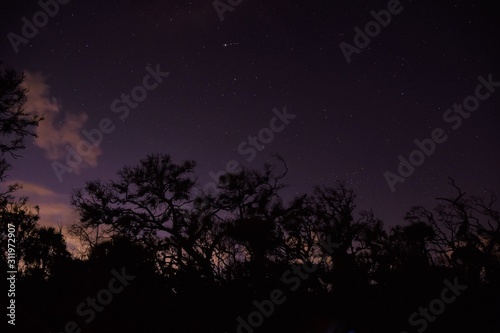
[2,153,499,332]
[1,66,499,332]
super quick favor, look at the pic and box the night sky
[1,0,499,245]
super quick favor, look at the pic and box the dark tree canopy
[0,64,42,160]
[0,65,47,277]
[62,153,500,332]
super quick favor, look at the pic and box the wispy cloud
[22,71,101,171]
[4,179,81,253]
[12,181,58,197]
[4,179,77,226]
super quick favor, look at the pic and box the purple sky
[1,0,499,240]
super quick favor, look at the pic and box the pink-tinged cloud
[4,179,82,254]
[4,180,77,226]
[22,71,101,171]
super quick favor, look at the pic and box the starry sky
[0,0,499,239]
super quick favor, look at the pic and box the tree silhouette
[5,145,498,332]
[7,59,494,330]
[22,226,71,280]
[0,64,43,159]
[70,154,221,287]
[0,64,44,278]
[406,178,500,285]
